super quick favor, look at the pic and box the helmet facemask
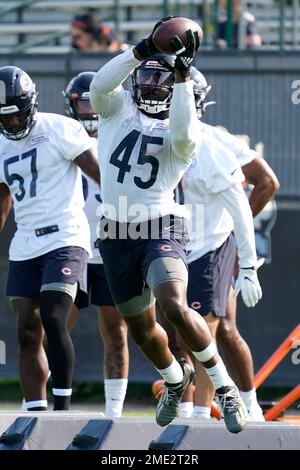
[132,63,174,118]
[63,73,98,136]
[194,84,214,119]
[190,66,215,119]
[73,96,98,135]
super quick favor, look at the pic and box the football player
[90,17,250,433]
[0,66,99,411]
[63,72,129,417]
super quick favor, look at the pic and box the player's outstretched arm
[0,183,12,232]
[169,30,202,161]
[74,148,100,186]
[90,48,140,119]
[242,156,280,217]
[218,183,262,308]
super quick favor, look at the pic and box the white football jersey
[0,113,93,261]
[97,94,194,222]
[90,48,200,223]
[81,137,102,263]
[181,123,257,263]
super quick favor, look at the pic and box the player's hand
[170,29,200,77]
[134,16,175,60]
[233,267,262,308]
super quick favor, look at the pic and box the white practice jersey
[90,48,201,222]
[81,137,102,263]
[181,123,257,264]
[0,112,93,261]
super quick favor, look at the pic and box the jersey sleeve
[214,127,258,167]
[217,183,257,268]
[169,80,202,163]
[200,140,245,193]
[56,117,93,161]
[90,47,141,119]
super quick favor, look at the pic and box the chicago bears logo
[160,244,172,252]
[191,301,201,310]
[19,74,32,91]
[61,267,72,276]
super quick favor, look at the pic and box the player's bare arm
[74,148,100,186]
[0,183,12,232]
[242,157,280,217]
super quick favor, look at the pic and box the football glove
[233,267,262,308]
[134,16,175,60]
[170,29,200,77]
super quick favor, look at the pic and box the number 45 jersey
[97,93,195,223]
[0,113,92,261]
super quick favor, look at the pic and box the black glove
[135,16,176,60]
[170,29,200,77]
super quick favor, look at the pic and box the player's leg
[157,306,195,418]
[217,290,264,420]
[12,298,49,410]
[193,312,219,419]
[6,258,49,411]
[98,305,129,418]
[117,292,193,425]
[40,289,74,410]
[88,263,129,417]
[67,284,90,332]
[217,292,253,389]
[99,227,191,424]
[67,304,80,331]
[187,235,236,419]
[153,277,246,431]
[39,246,88,410]
[144,221,246,432]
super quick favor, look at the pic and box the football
[152,17,203,54]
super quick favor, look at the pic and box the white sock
[24,400,48,411]
[205,359,234,390]
[156,357,183,384]
[52,388,72,396]
[239,388,257,409]
[193,406,211,419]
[104,378,128,418]
[240,388,264,418]
[179,401,193,418]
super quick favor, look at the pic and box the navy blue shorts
[99,216,188,305]
[6,246,88,299]
[74,263,114,309]
[187,233,236,317]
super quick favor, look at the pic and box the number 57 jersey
[0,112,92,261]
